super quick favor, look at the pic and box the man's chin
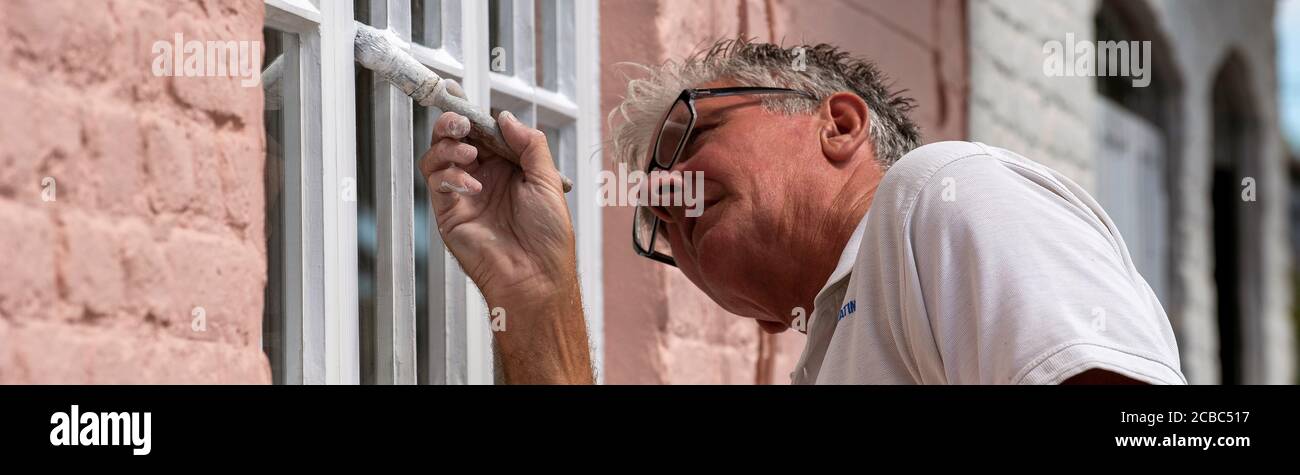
[756,320,789,334]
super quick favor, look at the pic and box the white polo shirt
[791,141,1186,384]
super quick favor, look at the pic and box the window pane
[536,0,557,89]
[489,0,513,75]
[413,0,443,49]
[355,62,380,385]
[414,104,436,385]
[539,124,562,168]
[354,0,378,387]
[262,28,299,385]
[355,0,372,25]
[538,123,577,221]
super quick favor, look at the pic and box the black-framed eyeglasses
[632,87,817,267]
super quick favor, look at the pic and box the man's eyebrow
[701,99,763,122]
[695,107,734,125]
[693,117,722,128]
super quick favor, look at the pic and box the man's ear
[819,92,872,164]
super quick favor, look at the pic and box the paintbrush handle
[353,23,573,193]
[427,88,574,193]
[426,91,514,161]
[425,85,576,193]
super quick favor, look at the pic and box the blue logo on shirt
[837,300,857,321]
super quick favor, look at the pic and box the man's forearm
[488,279,593,384]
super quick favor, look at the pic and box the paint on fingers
[439,178,482,195]
[448,114,472,138]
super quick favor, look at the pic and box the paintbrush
[353,23,574,193]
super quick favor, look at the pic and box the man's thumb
[498,110,557,177]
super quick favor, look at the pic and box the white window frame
[264,0,602,384]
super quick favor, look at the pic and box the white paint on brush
[354,23,502,151]
[354,24,437,104]
[353,22,573,193]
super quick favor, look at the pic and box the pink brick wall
[600,0,968,384]
[0,0,270,383]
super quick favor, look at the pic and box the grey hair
[608,38,920,171]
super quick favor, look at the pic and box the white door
[1096,99,1169,305]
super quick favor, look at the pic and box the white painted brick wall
[970,0,1099,190]
[969,0,1295,383]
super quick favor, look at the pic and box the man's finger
[434,111,471,140]
[419,138,479,178]
[426,166,483,211]
[430,167,483,194]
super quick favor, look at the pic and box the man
[418,39,1185,385]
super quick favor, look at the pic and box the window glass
[413,0,443,48]
[261,27,300,385]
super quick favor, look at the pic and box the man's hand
[419,108,592,384]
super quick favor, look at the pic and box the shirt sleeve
[904,154,1185,385]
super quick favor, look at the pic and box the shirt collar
[790,212,870,382]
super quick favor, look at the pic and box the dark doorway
[1210,53,1259,385]
[1211,165,1242,384]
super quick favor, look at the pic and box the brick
[662,336,758,384]
[126,1,181,105]
[655,0,744,60]
[79,104,150,217]
[118,219,174,322]
[217,132,267,245]
[188,129,230,222]
[1,0,115,87]
[160,229,264,347]
[810,0,936,48]
[56,209,128,321]
[0,79,84,204]
[0,201,57,320]
[165,1,265,132]
[0,320,270,384]
[142,117,198,213]
[776,0,945,133]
